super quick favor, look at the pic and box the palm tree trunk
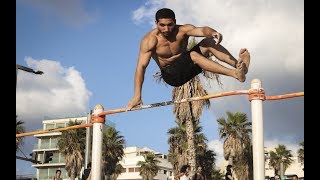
[71,168,76,180]
[186,103,196,177]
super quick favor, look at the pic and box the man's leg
[198,38,250,74]
[190,50,246,82]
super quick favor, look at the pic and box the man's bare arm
[126,35,156,110]
[184,24,223,44]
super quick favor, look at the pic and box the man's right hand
[126,97,143,111]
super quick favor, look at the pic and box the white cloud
[208,139,224,168]
[132,0,164,26]
[16,57,92,125]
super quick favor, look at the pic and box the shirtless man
[126,8,250,110]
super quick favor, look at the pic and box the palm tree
[217,111,252,180]
[197,149,216,179]
[172,67,214,177]
[57,120,86,180]
[167,121,216,178]
[102,126,126,180]
[167,122,188,174]
[297,141,304,166]
[211,168,224,180]
[110,163,124,180]
[137,152,160,180]
[16,116,25,152]
[268,144,294,176]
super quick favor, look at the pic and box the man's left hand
[212,32,223,45]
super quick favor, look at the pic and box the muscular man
[127,8,250,110]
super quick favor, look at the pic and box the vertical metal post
[250,79,265,180]
[91,104,105,180]
[85,110,92,168]
[16,66,18,88]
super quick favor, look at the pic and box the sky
[16,0,304,175]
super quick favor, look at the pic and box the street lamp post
[16,64,44,87]
[16,64,44,164]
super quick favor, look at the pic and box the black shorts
[161,44,203,87]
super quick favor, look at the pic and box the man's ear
[155,20,158,25]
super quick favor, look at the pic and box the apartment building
[31,115,90,180]
[117,146,174,180]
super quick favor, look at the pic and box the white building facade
[31,116,88,180]
[117,147,174,180]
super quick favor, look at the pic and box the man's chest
[156,36,188,57]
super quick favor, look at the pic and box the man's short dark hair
[180,164,190,173]
[155,8,175,22]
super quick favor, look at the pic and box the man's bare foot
[236,62,246,82]
[238,48,250,74]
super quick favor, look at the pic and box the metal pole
[250,79,265,180]
[91,105,105,180]
[85,110,92,168]
[16,66,18,88]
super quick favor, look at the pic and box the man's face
[185,166,190,175]
[197,167,202,173]
[156,18,176,37]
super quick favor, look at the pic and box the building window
[45,123,55,130]
[51,138,58,149]
[40,138,50,149]
[39,168,67,180]
[51,152,59,163]
[164,170,167,174]
[121,168,126,173]
[39,169,48,180]
[56,122,66,128]
[129,168,134,172]
[135,168,140,172]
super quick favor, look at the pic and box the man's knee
[190,51,202,63]
[199,38,216,47]
[198,38,217,57]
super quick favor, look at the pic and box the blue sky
[16,0,304,175]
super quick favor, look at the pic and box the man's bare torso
[147,25,190,68]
